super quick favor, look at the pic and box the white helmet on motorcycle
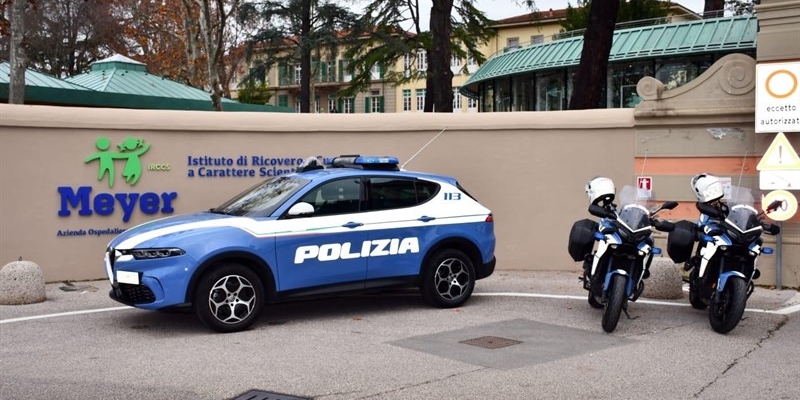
[691,173,724,203]
[585,176,615,206]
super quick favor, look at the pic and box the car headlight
[122,248,185,260]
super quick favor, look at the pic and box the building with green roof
[1,54,292,112]
[459,15,757,112]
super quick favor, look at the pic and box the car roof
[295,167,457,185]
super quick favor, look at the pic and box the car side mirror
[287,202,315,218]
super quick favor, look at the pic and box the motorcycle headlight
[122,248,185,260]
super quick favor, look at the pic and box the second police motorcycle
[569,177,677,333]
[666,173,782,334]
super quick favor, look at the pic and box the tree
[8,0,26,104]
[345,0,496,112]
[236,78,272,105]
[14,0,124,77]
[196,0,241,111]
[726,0,755,15]
[703,0,725,18]
[241,0,359,113]
[561,0,669,32]
[568,0,620,110]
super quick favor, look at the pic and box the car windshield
[212,176,310,217]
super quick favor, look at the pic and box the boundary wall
[1,54,797,287]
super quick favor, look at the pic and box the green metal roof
[1,55,293,112]
[0,62,92,91]
[66,55,242,104]
[460,15,757,98]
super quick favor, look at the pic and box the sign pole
[776,221,783,291]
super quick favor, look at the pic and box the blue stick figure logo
[84,136,151,188]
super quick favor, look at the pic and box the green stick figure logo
[85,136,151,188]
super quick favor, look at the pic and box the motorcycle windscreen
[725,205,763,234]
[617,204,651,233]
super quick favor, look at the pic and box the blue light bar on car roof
[330,155,400,170]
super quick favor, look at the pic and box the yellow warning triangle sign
[757,132,800,171]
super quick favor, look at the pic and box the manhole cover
[231,390,309,400]
[459,335,522,349]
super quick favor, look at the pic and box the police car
[105,155,496,332]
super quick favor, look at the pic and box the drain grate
[459,335,522,349]
[231,390,310,400]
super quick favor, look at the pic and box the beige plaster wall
[0,104,635,282]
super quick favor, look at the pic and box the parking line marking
[472,292,799,315]
[0,306,132,324]
[0,292,796,325]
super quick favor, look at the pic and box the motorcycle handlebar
[763,223,781,235]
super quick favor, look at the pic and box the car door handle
[418,216,436,222]
[343,222,363,228]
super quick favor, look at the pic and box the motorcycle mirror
[588,204,616,220]
[662,201,679,210]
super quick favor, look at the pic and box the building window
[295,97,301,113]
[341,97,354,114]
[451,54,462,73]
[467,97,478,113]
[506,37,519,52]
[610,61,653,108]
[339,60,352,82]
[415,89,426,112]
[370,63,382,80]
[328,97,337,113]
[467,56,478,73]
[366,90,383,113]
[278,95,288,108]
[403,89,412,112]
[294,65,301,85]
[452,87,462,112]
[531,35,544,45]
[417,49,427,71]
[535,71,565,111]
[403,53,412,78]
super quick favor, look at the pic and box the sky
[429,0,707,21]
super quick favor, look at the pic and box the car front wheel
[421,249,475,308]
[194,263,265,333]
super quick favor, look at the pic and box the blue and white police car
[104,155,496,332]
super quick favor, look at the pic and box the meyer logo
[58,136,177,223]
[294,237,420,264]
[85,136,151,187]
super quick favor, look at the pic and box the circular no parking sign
[762,190,798,221]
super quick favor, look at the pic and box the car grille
[118,283,156,304]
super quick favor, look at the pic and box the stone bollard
[0,260,47,305]
[642,257,684,300]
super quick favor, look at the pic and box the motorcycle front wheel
[602,274,627,333]
[709,277,747,334]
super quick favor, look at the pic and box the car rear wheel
[194,263,265,333]
[421,249,475,308]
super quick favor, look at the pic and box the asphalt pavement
[1,270,799,400]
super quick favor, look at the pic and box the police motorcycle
[667,175,782,334]
[569,177,677,333]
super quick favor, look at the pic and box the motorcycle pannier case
[568,219,598,262]
[667,220,696,264]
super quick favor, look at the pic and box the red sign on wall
[637,176,652,198]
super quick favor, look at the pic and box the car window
[299,178,362,216]
[212,176,309,218]
[368,177,439,211]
